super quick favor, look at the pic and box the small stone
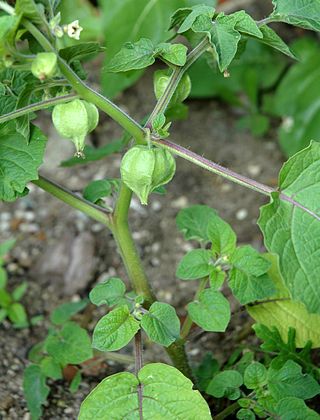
[91,223,104,233]
[0,212,11,221]
[221,184,232,192]
[151,242,160,253]
[171,196,188,209]
[247,164,261,177]
[19,223,39,233]
[150,257,160,267]
[236,208,248,221]
[151,201,162,212]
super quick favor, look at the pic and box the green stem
[0,1,14,14]
[180,277,208,340]
[22,19,146,143]
[0,93,77,124]
[214,402,240,420]
[32,175,111,227]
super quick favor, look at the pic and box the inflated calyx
[120,145,176,205]
[31,52,57,80]
[52,99,99,157]
[154,70,191,105]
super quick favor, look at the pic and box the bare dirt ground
[0,64,284,418]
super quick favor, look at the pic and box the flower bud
[120,145,176,205]
[52,99,99,157]
[31,52,57,81]
[154,70,191,105]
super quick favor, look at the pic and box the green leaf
[15,0,44,24]
[156,43,188,66]
[229,246,275,304]
[0,268,7,289]
[70,370,82,393]
[176,249,212,280]
[59,42,105,63]
[46,322,93,365]
[7,303,28,327]
[141,302,180,347]
[106,38,156,72]
[206,370,243,400]
[193,13,241,71]
[259,142,320,313]
[28,342,45,363]
[209,268,225,290]
[12,281,28,301]
[0,289,11,307]
[194,353,219,392]
[268,360,320,401]
[0,308,7,323]
[176,205,217,243]
[258,25,296,59]
[92,305,140,351]
[271,0,320,31]
[79,363,211,419]
[187,289,230,332]
[0,239,15,257]
[83,180,112,203]
[228,11,262,38]
[207,213,237,256]
[23,365,50,420]
[50,299,88,325]
[40,357,62,380]
[61,138,124,167]
[237,409,255,420]
[0,123,47,202]
[275,397,320,419]
[170,4,215,33]
[244,362,267,389]
[248,254,320,348]
[89,277,126,307]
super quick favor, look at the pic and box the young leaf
[268,360,320,401]
[70,370,82,393]
[106,38,156,73]
[12,281,28,301]
[15,0,44,24]
[59,42,105,63]
[92,305,140,351]
[40,357,62,380]
[259,142,320,314]
[0,268,7,289]
[7,303,28,327]
[257,25,296,59]
[271,0,320,31]
[275,397,320,419]
[50,299,88,325]
[194,353,220,391]
[0,239,16,257]
[79,363,211,419]
[0,123,47,202]
[207,213,237,256]
[206,370,243,400]
[46,322,93,365]
[89,277,126,307]
[176,249,212,280]
[141,302,180,347]
[229,246,275,304]
[176,205,217,243]
[237,409,255,420]
[0,308,7,323]
[23,365,50,420]
[170,5,215,33]
[83,179,112,204]
[227,11,262,38]
[187,289,230,332]
[156,43,188,66]
[244,362,267,389]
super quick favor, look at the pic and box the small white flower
[64,20,83,40]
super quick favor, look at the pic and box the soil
[0,21,285,419]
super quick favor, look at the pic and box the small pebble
[19,223,39,233]
[151,201,162,212]
[236,209,248,221]
[247,164,261,177]
[171,196,188,209]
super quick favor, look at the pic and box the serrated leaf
[271,0,320,31]
[46,322,92,365]
[59,42,105,63]
[23,365,49,420]
[176,249,212,280]
[83,179,112,203]
[258,25,296,59]
[268,360,320,401]
[176,205,217,242]
[141,302,180,346]
[0,123,46,202]
[156,43,188,66]
[275,397,320,419]
[92,305,140,351]
[259,142,320,313]
[207,370,243,400]
[40,357,62,380]
[106,38,156,72]
[50,299,88,325]
[187,289,230,332]
[229,246,275,304]
[248,255,320,348]
[89,277,126,307]
[207,213,236,256]
[79,363,211,419]
[244,362,268,389]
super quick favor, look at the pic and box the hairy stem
[0,94,77,124]
[135,330,144,420]
[180,277,208,340]
[32,175,111,227]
